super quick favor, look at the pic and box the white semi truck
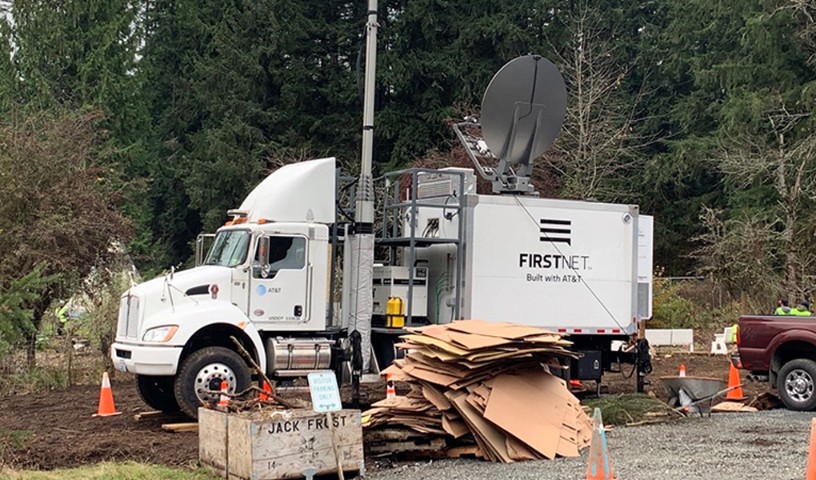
[111,43,654,417]
[110,155,653,417]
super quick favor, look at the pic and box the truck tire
[174,346,252,418]
[777,358,816,411]
[136,375,180,412]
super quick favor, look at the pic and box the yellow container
[386,297,405,328]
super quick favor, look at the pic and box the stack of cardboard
[362,320,593,462]
[363,384,445,435]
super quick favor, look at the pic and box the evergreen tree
[641,0,816,293]
[5,0,143,113]
[136,0,368,270]
[377,0,564,168]
[0,264,59,360]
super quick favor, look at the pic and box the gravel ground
[365,409,814,480]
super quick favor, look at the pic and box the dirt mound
[0,380,197,470]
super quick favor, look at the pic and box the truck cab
[111,158,339,418]
[735,314,816,410]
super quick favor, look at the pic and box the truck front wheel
[174,346,252,418]
[777,358,816,411]
[136,375,180,412]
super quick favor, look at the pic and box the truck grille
[117,294,140,339]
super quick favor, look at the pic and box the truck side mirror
[259,236,270,264]
[195,233,215,266]
[256,236,272,278]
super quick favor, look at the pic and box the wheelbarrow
[660,376,737,417]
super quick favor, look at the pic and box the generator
[372,265,428,319]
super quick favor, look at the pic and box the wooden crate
[199,408,364,480]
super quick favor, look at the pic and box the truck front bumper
[111,342,183,376]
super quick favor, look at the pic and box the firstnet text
[519,253,590,270]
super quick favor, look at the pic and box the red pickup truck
[735,314,816,410]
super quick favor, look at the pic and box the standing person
[55,301,69,335]
[792,301,812,316]
[775,299,792,315]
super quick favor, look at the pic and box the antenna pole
[358,0,378,224]
[346,0,378,372]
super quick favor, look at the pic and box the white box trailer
[405,173,650,336]
[461,194,641,335]
[372,168,653,385]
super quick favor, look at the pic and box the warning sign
[307,371,342,413]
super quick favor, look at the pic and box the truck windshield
[204,230,251,267]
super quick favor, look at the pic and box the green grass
[0,429,32,449]
[0,462,222,480]
[584,393,678,426]
[0,367,68,397]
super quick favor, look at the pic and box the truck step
[745,374,769,383]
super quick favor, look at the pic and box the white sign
[307,371,342,412]
[467,198,638,332]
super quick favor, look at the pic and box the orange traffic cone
[725,363,746,401]
[93,372,121,417]
[218,380,230,407]
[586,408,615,480]
[259,381,272,401]
[386,373,396,399]
[806,418,816,480]
[678,364,686,377]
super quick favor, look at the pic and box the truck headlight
[142,326,179,343]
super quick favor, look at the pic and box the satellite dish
[480,55,567,166]
[451,55,567,195]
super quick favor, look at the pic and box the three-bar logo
[539,219,571,245]
[520,218,588,274]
